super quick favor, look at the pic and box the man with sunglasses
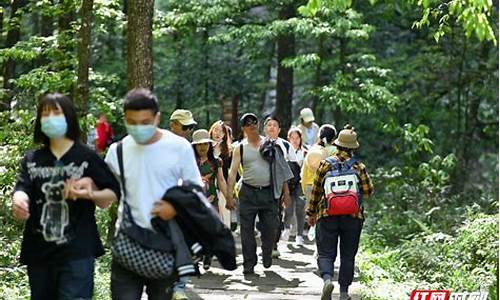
[226,113,281,275]
[169,109,197,139]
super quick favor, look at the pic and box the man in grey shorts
[225,113,280,274]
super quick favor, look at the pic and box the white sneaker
[281,228,291,241]
[272,249,280,258]
[295,235,304,245]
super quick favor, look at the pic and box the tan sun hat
[334,127,359,149]
[170,109,197,126]
[300,108,315,123]
[191,129,215,145]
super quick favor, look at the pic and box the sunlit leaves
[413,0,497,44]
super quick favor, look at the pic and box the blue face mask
[41,115,68,139]
[126,124,157,144]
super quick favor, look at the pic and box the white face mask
[41,115,68,139]
[125,124,157,144]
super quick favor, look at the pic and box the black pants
[111,260,174,300]
[316,215,363,291]
[239,184,279,271]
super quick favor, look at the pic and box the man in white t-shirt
[263,115,297,257]
[105,89,203,300]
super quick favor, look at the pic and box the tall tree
[127,0,154,90]
[1,0,25,111]
[275,3,296,136]
[74,0,93,118]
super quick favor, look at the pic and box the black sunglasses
[182,124,195,131]
[243,119,258,127]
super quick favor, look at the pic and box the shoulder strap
[325,157,341,172]
[343,157,359,171]
[240,142,244,167]
[284,140,290,152]
[117,142,126,199]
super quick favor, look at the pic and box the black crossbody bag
[110,142,175,279]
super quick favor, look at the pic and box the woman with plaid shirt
[306,126,374,300]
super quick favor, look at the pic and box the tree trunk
[1,0,25,111]
[127,0,154,90]
[40,3,53,38]
[259,42,274,114]
[74,0,93,120]
[275,4,295,137]
[174,33,183,108]
[58,0,74,29]
[202,29,210,125]
[0,8,3,44]
[312,35,326,124]
[333,38,347,127]
[31,8,40,36]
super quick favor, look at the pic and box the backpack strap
[325,157,341,172]
[343,156,359,171]
[116,142,127,199]
[284,140,290,153]
[240,142,244,167]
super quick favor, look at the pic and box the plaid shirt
[306,150,374,220]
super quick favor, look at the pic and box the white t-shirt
[293,147,306,167]
[105,129,203,230]
[275,137,298,162]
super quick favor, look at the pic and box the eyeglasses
[243,119,258,127]
[181,124,195,131]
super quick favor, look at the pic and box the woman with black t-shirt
[11,93,120,300]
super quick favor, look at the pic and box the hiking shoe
[172,290,189,300]
[263,255,272,268]
[203,255,212,271]
[243,268,254,275]
[272,249,280,258]
[321,280,334,300]
[295,235,304,246]
[339,293,351,300]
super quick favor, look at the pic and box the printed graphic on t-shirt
[27,161,89,244]
[40,181,68,244]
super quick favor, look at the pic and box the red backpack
[323,157,361,216]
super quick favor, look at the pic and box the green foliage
[0,0,497,298]
[360,211,498,300]
[412,0,497,44]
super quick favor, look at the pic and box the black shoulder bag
[110,142,175,279]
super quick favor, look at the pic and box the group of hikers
[11,88,373,300]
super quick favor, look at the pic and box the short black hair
[264,115,280,127]
[34,93,81,145]
[239,113,258,127]
[123,88,159,114]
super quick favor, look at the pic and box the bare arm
[216,167,228,200]
[225,145,241,210]
[66,177,118,209]
[12,191,30,221]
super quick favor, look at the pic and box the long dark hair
[209,120,230,159]
[34,93,81,145]
[193,143,218,166]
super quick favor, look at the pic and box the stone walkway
[183,232,362,300]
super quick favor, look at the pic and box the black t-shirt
[14,142,121,265]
